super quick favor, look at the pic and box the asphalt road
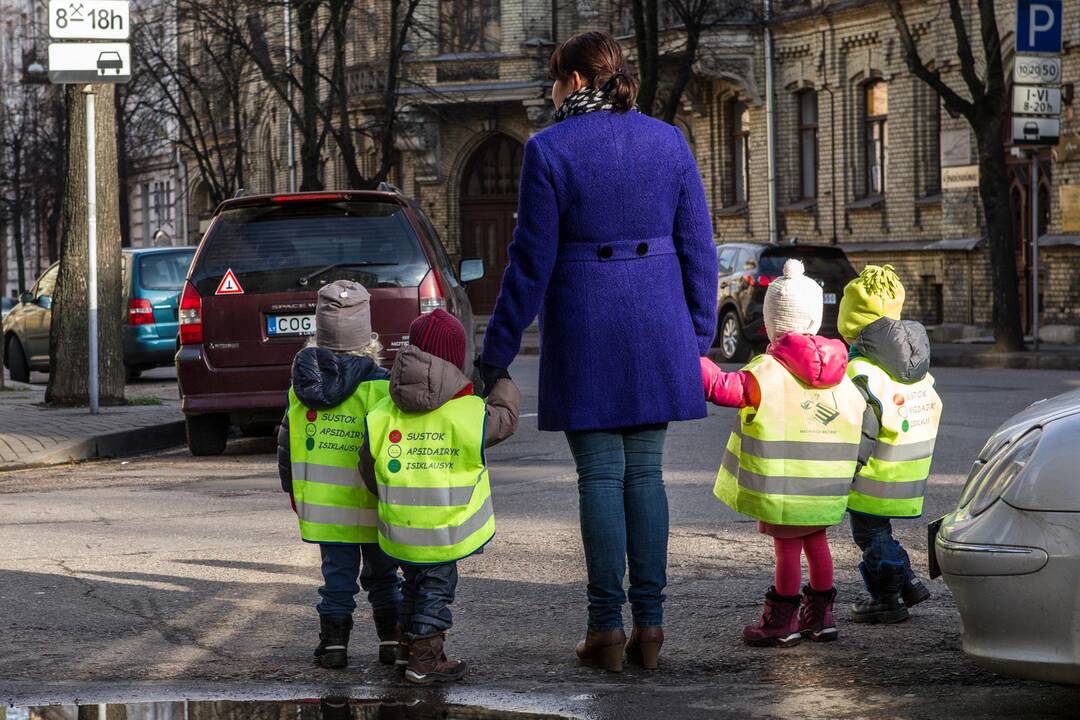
[1,360,1079,718]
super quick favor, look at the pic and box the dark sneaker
[405,633,467,685]
[742,587,802,648]
[851,564,909,624]
[798,585,838,642]
[902,576,932,609]
[373,611,402,666]
[314,615,353,669]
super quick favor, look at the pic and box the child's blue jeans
[318,543,402,618]
[849,513,915,582]
[401,561,458,637]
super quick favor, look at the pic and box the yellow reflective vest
[713,354,865,526]
[366,394,494,564]
[847,357,941,518]
[287,380,389,543]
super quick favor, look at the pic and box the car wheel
[717,309,751,363]
[186,413,229,456]
[238,422,276,438]
[7,336,30,383]
[125,366,142,383]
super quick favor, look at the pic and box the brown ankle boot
[404,633,466,685]
[625,626,664,670]
[575,628,626,672]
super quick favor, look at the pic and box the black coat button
[598,246,614,260]
[636,243,649,256]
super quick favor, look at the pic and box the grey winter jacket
[359,346,522,494]
[850,316,932,469]
[277,346,389,494]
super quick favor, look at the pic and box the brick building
[212,0,1079,335]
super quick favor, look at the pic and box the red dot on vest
[389,430,402,444]
[306,410,317,422]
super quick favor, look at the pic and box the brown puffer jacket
[359,346,521,493]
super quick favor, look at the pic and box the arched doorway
[459,134,523,314]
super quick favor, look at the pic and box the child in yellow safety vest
[277,280,400,670]
[838,265,942,625]
[700,259,872,647]
[359,309,521,685]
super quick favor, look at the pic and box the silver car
[931,388,1080,684]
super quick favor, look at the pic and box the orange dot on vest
[389,430,402,444]
[893,394,905,406]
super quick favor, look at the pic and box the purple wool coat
[480,110,718,432]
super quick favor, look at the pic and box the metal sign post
[1030,152,1040,352]
[84,85,99,414]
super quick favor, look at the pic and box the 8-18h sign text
[49,1,129,40]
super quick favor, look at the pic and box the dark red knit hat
[409,308,466,370]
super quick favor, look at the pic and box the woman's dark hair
[549,31,639,112]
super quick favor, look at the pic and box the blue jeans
[849,513,915,582]
[317,543,402,618]
[401,561,458,637]
[565,424,669,631]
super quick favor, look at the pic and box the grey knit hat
[316,280,374,353]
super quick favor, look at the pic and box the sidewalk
[0,380,184,471]
[930,342,1080,370]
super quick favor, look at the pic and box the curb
[0,420,187,472]
[929,351,1080,371]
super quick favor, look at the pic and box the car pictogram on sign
[96,50,123,74]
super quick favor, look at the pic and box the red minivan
[177,188,484,456]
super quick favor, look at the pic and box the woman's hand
[477,361,511,398]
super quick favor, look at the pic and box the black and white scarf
[553,88,614,122]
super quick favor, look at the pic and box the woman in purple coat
[479,31,717,672]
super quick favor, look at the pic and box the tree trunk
[115,88,131,247]
[661,23,701,124]
[12,137,26,293]
[330,0,363,189]
[46,85,126,407]
[296,0,323,191]
[975,112,1024,351]
[632,0,659,116]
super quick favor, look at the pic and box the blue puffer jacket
[480,110,717,432]
[276,346,389,493]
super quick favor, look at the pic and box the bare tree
[886,0,1023,351]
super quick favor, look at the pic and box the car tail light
[419,268,447,314]
[179,281,203,345]
[744,274,777,287]
[128,298,154,325]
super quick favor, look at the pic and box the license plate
[927,516,945,579]
[823,293,837,305]
[267,313,315,337]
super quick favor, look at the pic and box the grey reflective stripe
[722,450,852,497]
[735,429,860,462]
[380,484,476,507]
[720,446,741,476]
[298,502,378,527]
[872,439,937,463]
[292,462,362,487]
[852,476,927,499]
[379,496,494,547]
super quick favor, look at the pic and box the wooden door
[460,135,522,314]
[1007,153,1051,333]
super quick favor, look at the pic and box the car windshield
[190,200,429,296]
[139,250,195,290]
[759,248,856,282]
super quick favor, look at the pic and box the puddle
[3,699,568,720]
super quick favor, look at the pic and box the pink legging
[774,529,833,596]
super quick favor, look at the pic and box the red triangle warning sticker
[215,269,244,295]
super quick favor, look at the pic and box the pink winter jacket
[701,332,850,537]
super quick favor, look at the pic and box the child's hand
[700,356,756,409]
[700,356,722,399]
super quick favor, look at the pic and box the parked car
[3,247,195,383]
[713,242,858,362]
[930,388,1080,684]
[176,188,484,456]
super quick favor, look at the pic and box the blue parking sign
[1017,0,1062,54]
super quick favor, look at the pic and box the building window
[921,89,941,196]
[864,80,888,196]
[729,100,750,205]
[798,90,818,200]
[439,0,501,53]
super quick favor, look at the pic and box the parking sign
[1016,0,1062,54]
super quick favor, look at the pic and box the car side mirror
[19,292,32,304]
[37,295,52,310]
[459,258,485,284]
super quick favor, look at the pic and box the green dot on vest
[306,438,315,451]
[388,459,401,473]
[902,420,910,432]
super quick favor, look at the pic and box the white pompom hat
[762,259,823,341]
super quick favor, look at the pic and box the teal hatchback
[3,247,196,382]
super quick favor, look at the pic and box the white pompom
[782,258,805,279]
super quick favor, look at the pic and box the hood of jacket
[389,346,471,413]
[767,332,849,388]
[291,346,388,410]
[851,317,930,382]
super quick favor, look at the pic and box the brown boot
[625,626,664,671]
[575,628,626,672]
[404,633,467,685]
